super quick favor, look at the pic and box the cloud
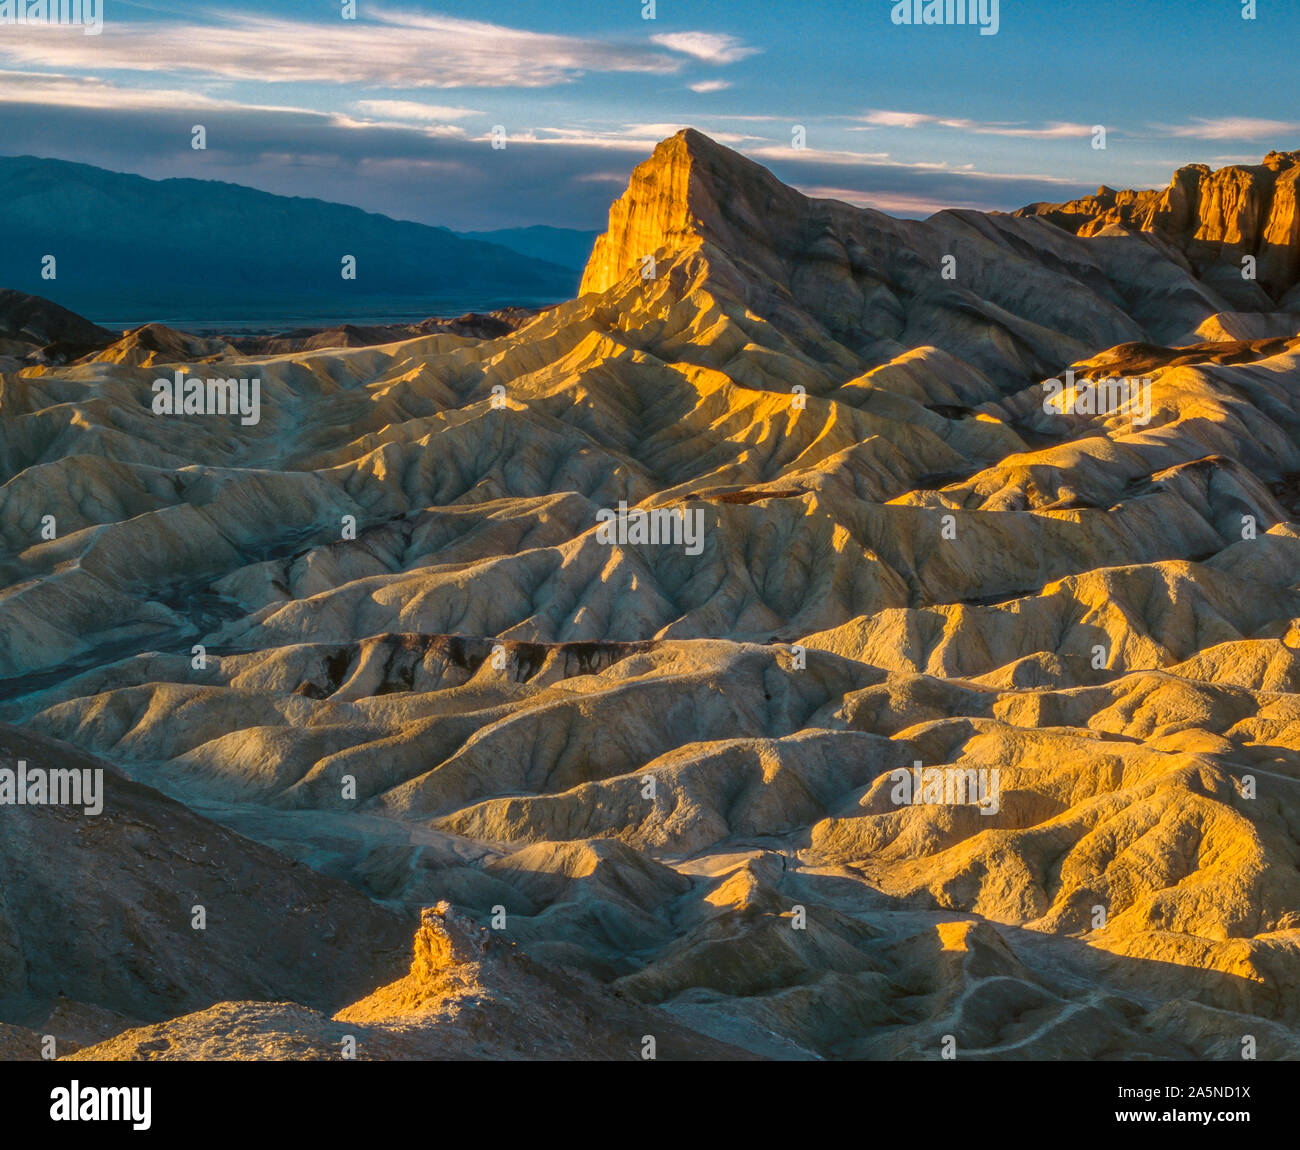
[758,153,1089,219]
[0,9,684,88]
[851,110,1300,151]
[0,99,641,229]
[856,110,1093,139]
[689,80,732,93]
[0,70,276,111]
[748,144,894,165]
[799,186,995,216]
[1151,117,1300,140]
[650,32,760,64]
[0,95,1094,233]
[499,123,750,149]
[858,111,964,129]
[746,143,1071,193]
[625,122,751,143]
[0,72,475,139]
[352,101,480,122]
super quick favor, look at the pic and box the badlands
[2,130,1300,1060]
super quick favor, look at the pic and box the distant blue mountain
[0,155,579,325]
[459,226,599,273]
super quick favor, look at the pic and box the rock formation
[66,903,754,1060]
[2,130,1300,1060]
[1017,150,1300,307]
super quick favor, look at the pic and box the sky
[0,0,1295,231]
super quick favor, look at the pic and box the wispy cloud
[861,110,1300,146]
[689,80,732,93]
[352,101,480,122]
[749,143,1072,184]
[0,10,684,88]
[801,186,994,216]
[855,110,1094,139]
[748,144,894,166]
[650,32,760,64]
[0,70,292,111]
[501,123,752,149]
[0,71,479,141]
[1151,116,1300,140]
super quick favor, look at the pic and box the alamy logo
[1042,369,1152,426]
[50,1082,151,1131]
[152,370,261,425]
[595,501,705,556]
[891,0,999,35]
[0,0,102,34]
[0,760,103,816]
[890,761,1001,815]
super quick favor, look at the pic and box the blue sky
[0,0,1295,229]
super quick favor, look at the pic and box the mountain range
[0,155,590,324]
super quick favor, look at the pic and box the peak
[579,127,791,295]
[578,132,712,296]
[663,126,722,153]
[644,127,751,173]
[654,127,769,173]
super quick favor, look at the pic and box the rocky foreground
[2,131,1300,1060]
